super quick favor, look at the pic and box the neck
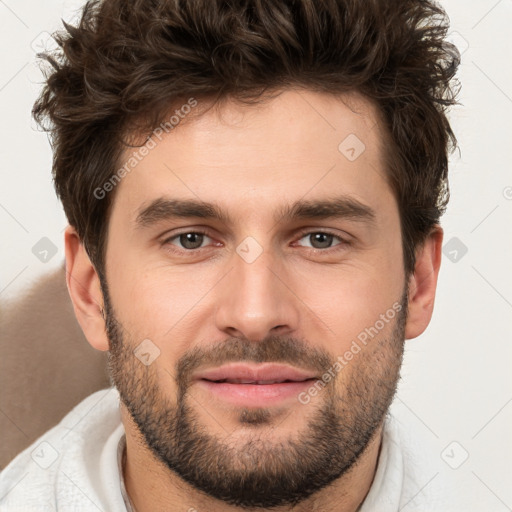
[121,407,384,512]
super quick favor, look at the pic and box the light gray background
[0,0,511,509]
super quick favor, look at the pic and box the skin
[65,88,443,512]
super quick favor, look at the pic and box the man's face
[102,89,407,508]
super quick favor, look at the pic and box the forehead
[112,89,392,224]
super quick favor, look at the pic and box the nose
[214,245,300,342]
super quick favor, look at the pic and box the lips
[193,363,320,407]
[212,379,306,384]
[193,363,318,385]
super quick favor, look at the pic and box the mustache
[175,335,333,386]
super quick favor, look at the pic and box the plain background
[0,0,511,509]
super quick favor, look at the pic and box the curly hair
[33,0,460,276]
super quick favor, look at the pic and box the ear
[64,225,109,351]
[404,225,443,340]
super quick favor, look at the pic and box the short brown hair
[33,0,460,276]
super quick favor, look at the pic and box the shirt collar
[117,434,136,512]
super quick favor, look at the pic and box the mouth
[203,378,314,384]
[193,363,319,407]
[193,362,318,383]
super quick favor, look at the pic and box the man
[0,0,460,510]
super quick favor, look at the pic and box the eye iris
[180,233,204,249]
[310,233,333,249]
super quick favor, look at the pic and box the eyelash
[162,229,351,254]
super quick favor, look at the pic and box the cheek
[289,257,404,353]
[286,217,404,350]
[106,257,224,342]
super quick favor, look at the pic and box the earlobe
[64,226,110,351]
[404,226,443,340]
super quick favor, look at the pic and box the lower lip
[196,379,317,407]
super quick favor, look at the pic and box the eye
[164,231,213,250]
[295,231,347,250]
[161,229,349,255]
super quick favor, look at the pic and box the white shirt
[0,388,440,511]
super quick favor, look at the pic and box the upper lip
[193,363,318,384]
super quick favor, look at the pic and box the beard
[101,277,407,509]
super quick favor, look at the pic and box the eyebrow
[135,195,376,229]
